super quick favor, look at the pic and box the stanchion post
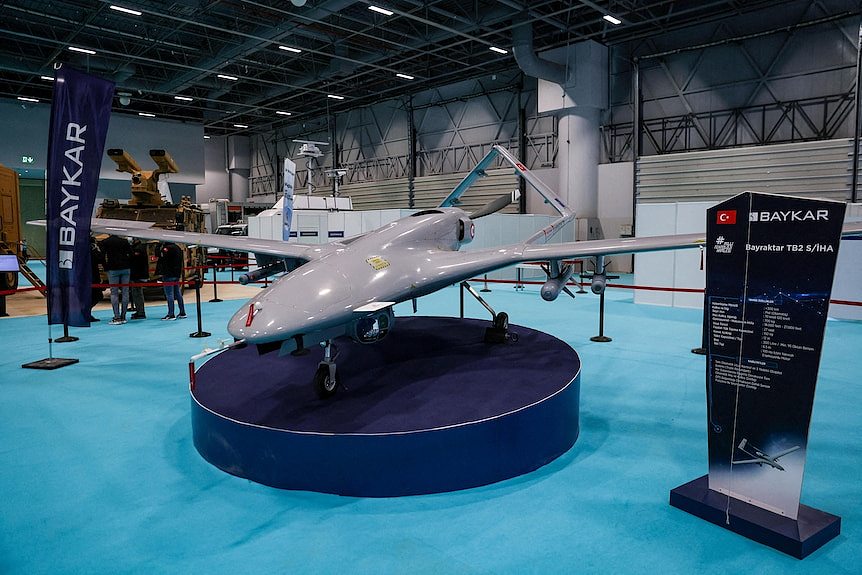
[460,282,465,318]
[590,290,612,343]
[208,261,222,303]
[480,274,491,292]
[189,276,210,338]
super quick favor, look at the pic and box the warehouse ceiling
[0,0,847,136]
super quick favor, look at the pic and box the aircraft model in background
[732,438,801,472]
[90,145,862,398]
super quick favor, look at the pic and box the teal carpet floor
[2,273,861,574]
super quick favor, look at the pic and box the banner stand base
[670,475,840,559]
[22,358,79,370]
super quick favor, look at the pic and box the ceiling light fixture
[174,95,194,102]
[138,112,155,117]
[217,74,238,81]
[368,5,394,16]
[204,135,211,139]
[603,14,622,25]
[109,5,142,16]
[40,75,54,81]
[396,73,414,80]
[278,45,302,54]
[327,94,345,100]
[489,46,508,55]
[276,111,292,116]
[233,124,249,128]
[17,96,39,103]
[68,46,97,55]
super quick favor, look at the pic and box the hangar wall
[605,1,860,161]
[247,73,557,212]
[638,139,858,203]
[244,2,859,242]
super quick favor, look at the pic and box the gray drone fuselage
[228,208,475,350]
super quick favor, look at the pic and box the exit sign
[21,155,34,164]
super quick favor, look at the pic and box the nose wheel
[314,340,340,399]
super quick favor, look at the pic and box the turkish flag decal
[716,210,737,224]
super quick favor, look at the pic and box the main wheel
[494,312,509,331]
[313,365,339,399]
[0,271,18,291]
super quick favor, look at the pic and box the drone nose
[228,300,278,342]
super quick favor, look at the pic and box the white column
[557,106,601,218]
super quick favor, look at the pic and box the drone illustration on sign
[732,438,801,472]
[90,145,862,398]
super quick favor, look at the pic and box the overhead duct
[512,18,567,86]
[510,20,609,222]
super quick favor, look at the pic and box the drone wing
[419,217,862,291]
[90,218,318,266]
[404,231,707,295]
[771,445,801,460]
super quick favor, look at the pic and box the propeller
[470,189,521,219]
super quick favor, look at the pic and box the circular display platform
[191,316,581,496]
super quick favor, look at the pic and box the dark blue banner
[46,66,114,327]
[704,192,845,519]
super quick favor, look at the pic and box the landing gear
[486,311,517,344]
[313,364,339,399]
[459,282,518,344]
[495,311,508,330]
[314,340,340,399]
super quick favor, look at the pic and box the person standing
[156,242,186,320]
[99,235,132,325]
[88,235,104,322]
[129,239,149,319]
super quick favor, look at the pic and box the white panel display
[672,202,712,308]
[634,203,678,307]
[830,205,862,320]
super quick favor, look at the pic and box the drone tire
[313,365,339,399]
[494,312,509,331]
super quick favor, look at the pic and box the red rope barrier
[468,277,862,305]
[4,270,861,308]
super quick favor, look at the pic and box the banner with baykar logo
[45,66,114,327]
[704,191,844,520]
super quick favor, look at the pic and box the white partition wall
[830,204,862,321]
[635,201,862,318]
[634,202,712,308]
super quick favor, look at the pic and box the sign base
[670,475,840,559]
[22,357,79,370]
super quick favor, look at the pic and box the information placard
[705,192,845,519]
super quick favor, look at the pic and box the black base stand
[590,289,613,343]
[208,267,222,303]
[22,357,79,370]
[54,323,78,343]
[670,475,840,559]
[189,280,210,338]
[691,347,707,355]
